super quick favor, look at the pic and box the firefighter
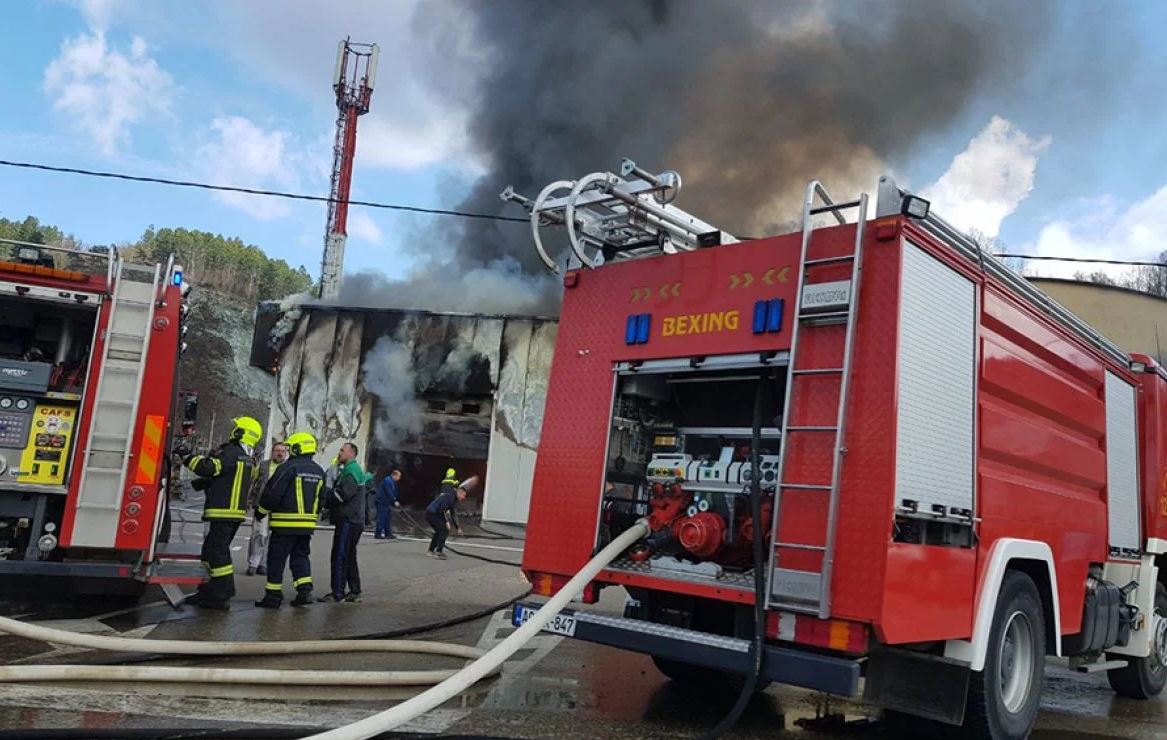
[254,431,325,609]
[425,468,466,560]
[182,416,262,610]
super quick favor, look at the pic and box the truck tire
[1107,582,1167,699]
[963,571,1045,740]
[651,656,771,694]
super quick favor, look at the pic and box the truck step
[1074,659,1128,674]
[153,543,203,560]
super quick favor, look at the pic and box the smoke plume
[414,1,1056,275]
[360,336,422,449]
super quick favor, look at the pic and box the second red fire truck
[0,240,199,602]
[505,160,1167,739]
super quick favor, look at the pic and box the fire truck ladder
[71,258,162,548]
[766,181,868,619]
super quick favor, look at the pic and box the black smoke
[415,0,1058,274]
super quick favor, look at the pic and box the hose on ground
[305,518,650,740]
[0,519,649,740]
[0,664,468,686]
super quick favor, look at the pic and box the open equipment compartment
[598,356,785,593]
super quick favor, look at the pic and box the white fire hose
[0,519,650,739]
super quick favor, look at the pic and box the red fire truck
[0,239,200,602]
[505,162,1167,739]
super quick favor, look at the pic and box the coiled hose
[0,519,650,740]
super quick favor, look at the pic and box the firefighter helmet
[445,467,457,479]
[285,431,317,457]
[231,416,263,447]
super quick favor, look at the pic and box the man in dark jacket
[320,442,367,603]
[425,468,466,560]
[374,468,402,539]
[254,431,324,609]
[183,416,261,610]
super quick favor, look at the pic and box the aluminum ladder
[765,181,868,619]
[71,258,161,548]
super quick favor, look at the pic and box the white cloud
[348,211,383,244]
[195,116,301,220]
[43,31,173,155]
[1024,188,1167,279]
[75,0,126,30]
[924,116,1050,239]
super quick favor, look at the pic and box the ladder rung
[776,543,827,552]
[808,200,862,215]
[97,400,135,408]
[781,483,832,490]
[785,425,838,432]
[84,466,124,475]
[108,331,146,341]
[804,255,855,267]
[791,368,844,375]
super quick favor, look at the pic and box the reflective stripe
[230,461,245,512]
[442,478,458,485]
[314,480,322,516]
[294,576,312,587]
[133,414,165,484]
[257,506,271,516]
[204,508,245,520]
[295,478,305,515]
[265,582,282,592]
[269,520,317,529]
[208,564,234,578]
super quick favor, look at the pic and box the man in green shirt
[319,442,367,603]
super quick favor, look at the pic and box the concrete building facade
[250,304,557,523]
[1029,278,1167,362]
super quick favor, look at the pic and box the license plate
[513,604,577,637]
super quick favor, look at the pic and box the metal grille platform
[605,556,758,590]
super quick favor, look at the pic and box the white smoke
[360,336,422,449]
[267,290,312,350]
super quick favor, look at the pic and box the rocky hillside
[180,287,274,448]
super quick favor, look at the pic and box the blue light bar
[172,270,183,286]
[635,313,651,344]
[752,301,767,334]
[766,299,784,333]
[625,315,638,345]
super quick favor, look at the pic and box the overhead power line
[0,159,527,224]
[3,158,1166,268]
[994,253,1167,268]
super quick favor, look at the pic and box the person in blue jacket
[374,468,402,539]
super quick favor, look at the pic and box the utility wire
[0,159,527,224]
[993,253,1167,268]
[5,158,1167,268]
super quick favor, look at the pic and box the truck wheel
[651,656,771,694]
[1107,582,1167,699]
[963,571,1045,740]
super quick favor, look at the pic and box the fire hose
[0,519,650,740]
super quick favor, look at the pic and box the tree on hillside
[127,226,312,302]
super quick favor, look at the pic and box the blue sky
[2,1,1166,284]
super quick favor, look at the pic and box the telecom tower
[320,38,379,301]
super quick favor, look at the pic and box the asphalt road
[0,526,1163,739]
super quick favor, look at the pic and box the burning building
[250,303,556,523]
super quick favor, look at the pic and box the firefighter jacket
[326,459,367,526]
[185,442,255,521]
[257,453,325,533]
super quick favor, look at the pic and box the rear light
[121,519,140,535]
[766,611,868,654]
[872,216,900,242]
[526,571,599,603]
[563,270,580,288]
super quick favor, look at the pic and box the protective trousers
[265,531,313,600]
[247,516,270,570]
[200,520,240,602]
[329,521,362,599]
[374,500,393,538]
[426,512,449,554]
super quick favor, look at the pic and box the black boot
[254,592,282,609]
[290,589,312,607]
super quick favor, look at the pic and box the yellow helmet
[445,467,457,479]
[231,416,263,447]
[285,431,317,456]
